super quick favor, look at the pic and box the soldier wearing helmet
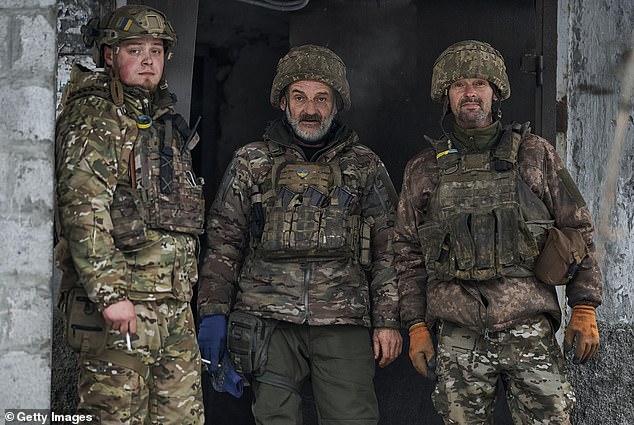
[198,44,402,424]
[55,5,206,423]
[394,40,602,423]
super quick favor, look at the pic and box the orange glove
[408,323,436,379]
[564,305,599,364]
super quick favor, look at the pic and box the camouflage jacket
[55,65,199,310]
[198,119,400,328]
[394,122,602,333]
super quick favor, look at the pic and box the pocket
[110,187,150,252]
[417,221,451,279]
[64,287,107,356]
[318,206,348,251]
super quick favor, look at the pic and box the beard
[455,97,491,127]
[285,107,336,143]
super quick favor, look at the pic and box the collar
[452,120,502,151]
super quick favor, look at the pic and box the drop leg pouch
[63,286,107,356]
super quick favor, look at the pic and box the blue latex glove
[197,314,227,373]
[208,352,244,398]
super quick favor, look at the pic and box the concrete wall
[561,1,634,424]
[0,0,57,419]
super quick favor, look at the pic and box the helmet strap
[439,95,452,141]
[109,46,124,107]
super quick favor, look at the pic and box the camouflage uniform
[55,7,204,423]
[394,40,602,424]
[198,118,399,326]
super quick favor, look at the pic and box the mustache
[460,97,482,106]
[299,113,322,122]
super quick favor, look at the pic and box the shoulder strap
[493,121,530,170]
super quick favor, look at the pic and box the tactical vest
[420,122,554,281]
[251,142,372,265]
[61,75,206,251]
[109,112,205,251]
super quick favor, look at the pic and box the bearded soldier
[55,5,205,423]
[394,40,602,424]
[197,44,402,424]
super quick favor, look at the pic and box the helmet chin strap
[109,45,124,107]
[439,95,452,142]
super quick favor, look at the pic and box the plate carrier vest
[250,142,372,266]
[420,122,554,281]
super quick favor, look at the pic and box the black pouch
[63,287,107,355]
[227,311,277,377]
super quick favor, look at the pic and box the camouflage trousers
[432,315,574,425]
[77,299,204,424]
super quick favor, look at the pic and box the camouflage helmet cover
[431,40,510,102]
[82,5,177,68]
[270,44,351,112]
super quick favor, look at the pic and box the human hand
[103,300,136,335]
[409,323,436,379]
[564,305,599,364]
[198,314,228,372]
[373,327,403,368]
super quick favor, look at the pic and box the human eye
[452,81,465,89]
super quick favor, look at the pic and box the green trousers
[252,323,379,425]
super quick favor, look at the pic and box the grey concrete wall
[562,1,634,424]
[0,0,57,419]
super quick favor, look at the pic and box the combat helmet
[270,44,351,112]
[82,5,177,68]
[431,40,510,102]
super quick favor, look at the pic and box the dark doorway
[191,1,552,424]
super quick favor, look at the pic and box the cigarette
[201,358,211,365]
[126,332,132,351]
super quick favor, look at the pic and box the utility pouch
[110,186,150,252]
[63,286,107,356]
[534,227,588,285]
[227,311,277,377]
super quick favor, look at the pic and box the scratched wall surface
[564,1,634,424]
[566,1,634,323]
[0,0,57,416]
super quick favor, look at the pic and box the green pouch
[227,311,277,377]
[63,287,107,355]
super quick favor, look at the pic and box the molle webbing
[422,123,551,281]
[254,143,370,265]
[110,114,205,251]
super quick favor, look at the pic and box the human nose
[141,50,153,65]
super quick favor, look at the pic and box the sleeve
[521,136,603,307]
[197,149,253,317]
[55,98,129,310]
[393,151,437,328]
[363,158,400,329]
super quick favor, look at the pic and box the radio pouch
[63,286,108,356]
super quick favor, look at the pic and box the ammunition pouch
[535,227,588,285]
[259,204,372,266]
[227,310,277,377]
[62,286,107,356]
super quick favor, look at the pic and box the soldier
[55,5,205,424]
[197,44,402,424]
[394,40,602,424]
